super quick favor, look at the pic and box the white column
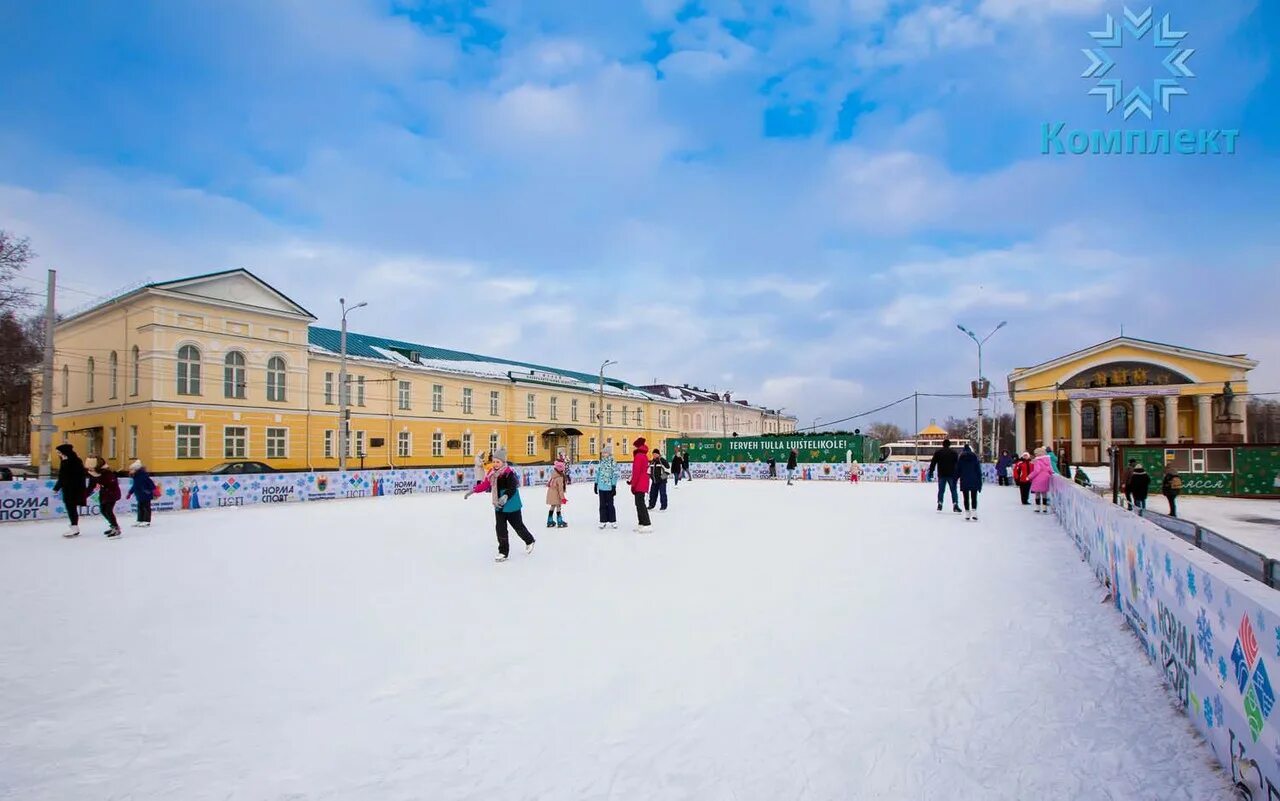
[1069,399,1084,464]
[1197,394,1213,443]
[1165,395,1180,444]
[1014,401,1026,455]
[1237,395,1249,443]
[1099,397,1112,460]
[1133,397,1147,445]
[1040,400,1053,450]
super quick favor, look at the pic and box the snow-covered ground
[0,481,1234,800]
[1171,494,1280,559]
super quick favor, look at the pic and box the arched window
[86,357,95,403]
[1112,404,1130,439]
[224,351,246,399]
[61,364,69,407]
[131,346,140,396]
[266,356,286,402]
[1082,405,1098,439]
[108,351,118,399]
[177,345,201,395]
[1147,403,1163,439]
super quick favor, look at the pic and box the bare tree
[1248,399,1280,444]
[866,422,903,444]
[0,230,35,313]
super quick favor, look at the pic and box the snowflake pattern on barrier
[1203,575,1214,604]
[1197,608,1215,663]
[1187,567,1197,598]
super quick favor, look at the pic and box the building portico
[1007,338,1255,464]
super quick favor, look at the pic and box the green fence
[1119,444,1280,498]
[669,435,880,464]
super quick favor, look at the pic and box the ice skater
[630,437,653,533]
[1121,458,1137,509]
[126,460,156,527]
[995,451,1013,486]
[85,456,122,538]
[957,444,983,521]
[464,448,535,562]
[1029,446,1054,513]
[546,458,568,528]
[53,443,88,538]
[849,460,861,484]
[595,445,619,529]
[647,448,670,511]
[1162,469,1182,517]
[1128,464,1151,511]
[786,448,798,485]
[927,438,961,513]
[670,449,685,487]
[1013,452,1032,505]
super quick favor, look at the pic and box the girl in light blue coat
[595,446,619,529]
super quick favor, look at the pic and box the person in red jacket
[630,437,653,533]
[1012,452,1033,506]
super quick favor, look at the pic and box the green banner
[1121,445,1280,498]
[668,435,880,464]
[1235,447,1280,497]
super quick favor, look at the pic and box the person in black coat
[1128,464,1151,511]
[786,449,798,485]
[1162,470,1182,517]
[927,439,961,513]
[52,443,88,537]
[957,444,984,520]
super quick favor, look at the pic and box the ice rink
[0,479,1235,800]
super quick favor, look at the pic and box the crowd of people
[51,442,156,539]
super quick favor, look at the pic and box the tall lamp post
[339,298,368,471]
[957,321,1007,461]
[598,359,617,459]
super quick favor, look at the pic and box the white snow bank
[0,482,1233,800]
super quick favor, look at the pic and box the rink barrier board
[0,461,998,524]
[1050,475,1280,798]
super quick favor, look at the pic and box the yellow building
[1007,337,1256,464]
[33,269,681,473]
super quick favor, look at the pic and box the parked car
[208,461,277,475]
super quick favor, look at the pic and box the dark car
[208,461,276,475]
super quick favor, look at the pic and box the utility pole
[37,269,56,478]
[913,391,919,467]
[958,321,1007,462]
[598,359,616,458]
[338,298,367,471]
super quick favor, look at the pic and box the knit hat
[130,460,143,472]
[1021,452,1031,459]
[633,437,646,448]
[601,445,613,457]
[55,443,75,456]
[493,448,508,462]
[1033,446,1046,456]
[554,458,566,471]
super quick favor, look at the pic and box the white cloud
[977,0,1106,21]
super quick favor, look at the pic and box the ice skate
[964,510,971,520]
[62,526,80,538]
[609,522,618,530]
[971,514,978,521]
[105,528,122,539]
[132,521,150,528]
[556,520,567,528]
[525,542,535,555]
[598,523,607,530]
[952,505,962,514]
[494,553,509,562]
[936,502,942,512]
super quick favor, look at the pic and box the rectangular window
[224,426,247,458]
[636,409,642,427]
[355,431,367,457]
[622,405,628,427]
[590,401,597,424]
[550,397,559,421]
[266,428,287,459]
[129,425,138,459]
[488,433,499,456]
[107,427,117,460]
[462,432,473,457]
[589,437,596,456]
[324,430,334,459]
[398,380,411,410]
[462,388,473,414]
[621,438,628,455]
[356,376,366,407]
[324,372,335,405]
[606,404,613,424]
[432,432,443,458]
[432,384,444,413]
[1206,448,1234,474]
[571,399,579,422]
[398,431,412,458]
[1164,448,1191,474]
[526,393,536,419]
[526,433,536,456]
[489,390,500,416]
[176,425,202,459]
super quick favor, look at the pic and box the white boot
[62,525,80,538]
[964,510,971,520]
[598,522,606,530]
[494,553,509,562]
[610,522,618,530]
[525,542,535,555]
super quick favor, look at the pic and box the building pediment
[152,269,315,320]
[1009,337,1256,395]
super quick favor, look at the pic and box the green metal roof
[308,327,636,390]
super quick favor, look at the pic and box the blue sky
[1,0,1276,429]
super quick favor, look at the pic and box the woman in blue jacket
[957,444,984,521]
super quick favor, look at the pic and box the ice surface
[0,482,1234,800]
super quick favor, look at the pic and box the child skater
[1029,446,1054,514]
[85,456,123,538]
[595,445,619,529]
[464,448,535,562]
[849,460,861,484]
[546,458,568,528]
[126,460,156,527]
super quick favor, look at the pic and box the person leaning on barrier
[1162,469,1182,518]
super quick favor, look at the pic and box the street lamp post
[339,298,368,471]
[956,321,1007,461]
[598,359,617,459]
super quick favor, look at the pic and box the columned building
[1007,337,1255,464]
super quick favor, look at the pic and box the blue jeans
[936,476,959,506]
[647,481,667,510]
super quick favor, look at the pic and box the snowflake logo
[1187,567,1198,598]
[1221,656,1230,682]
[1083,6,1195,119]
[1203,575,1214,603]
[1197,608,1215,662]
[1165,554,1173,579]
